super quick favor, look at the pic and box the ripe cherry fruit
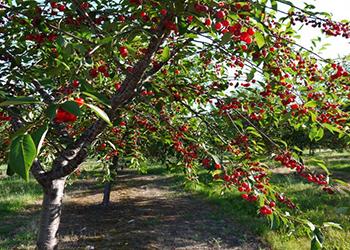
[204,18,212,26]
[160,9,167,16]
[215,22,223,31]
[75,98,84,106]
[260,205,273,215]
[119,46,128,58]
[72,80,79,88]
[216,10,226,19]
[114,82,121,90]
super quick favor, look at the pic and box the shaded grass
[0,171,42,249]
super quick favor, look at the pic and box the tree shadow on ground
[59,170,267,250]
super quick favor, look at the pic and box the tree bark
[101,156,118,207]
[37,178,66,250]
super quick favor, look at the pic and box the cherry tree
[0,0,349,249]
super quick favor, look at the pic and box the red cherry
[218,2,225,7]
[204,18,212,26]
[119,46,128,58]
[290,103,299,110]
[249,195,258,202]
[269,201,276,207]
[50,2,58,9]
[114,82,121,90]
[247,27,255,35]
[160,9,167,16]
[75,98,84,106]
[241,182,249,189]
[241,193,249,200]
[89,68,98,78]
[98,65,107,73]
[214,163,221,170]
[215,22,223,31]
[216,10,226,19]
[118,15,126,22]
[223,175,231,182]
[222,20,230,27]
[72,80,79,88]
[260,205,273,215]
[179,125,189,132]
[80,2,90,10]
[57,4,66,11]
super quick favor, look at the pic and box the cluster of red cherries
[214,163,281,216]
[171,127,199,166]
[89,65,110,78]
[54,108,77,123]
[133,115,158,132]
[274,152,335,194]
[289,12,350,39]
[0,112,12,122]
[25,33,58,44]
[54,98,84,123]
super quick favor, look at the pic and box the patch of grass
[0,171,42,249]
[148,152,350,250]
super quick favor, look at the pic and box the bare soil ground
[58,170,267,250]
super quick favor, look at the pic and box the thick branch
[45,30,168,180]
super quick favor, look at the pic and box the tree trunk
[101,181,112,206]
[37,178,66,250]
[101,156,118,207]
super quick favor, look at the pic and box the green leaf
[45,104,58,120]
[314,228,324,245]
[161,46,171,62]
[0,97,40,107]
[81,82,111,107]
[293,146,303,152]
[303,219,316,231]
[304,100,317,108]
[311,237,322,250]
[221,32,232,45]
[247,126,262,138]
[6,165,15,176]
[54,58,70,70]
[98,36,113,44]
[333,178,350,187]
[322,123,341,134]
[254,31,265,48]
[315,127,324,141]
[309,126,324,141]
[86,104,112,126]
[61,101,81,116]
[309,111,317,122]
[175,0,185,14]
[316,162,330,175]
[8,134,37,181]
[247,68,257,81]
[323,222,342,230]
[212,169,223,177]
[207,152,220,164]
[31,124,48,155]
[270,0,278,10]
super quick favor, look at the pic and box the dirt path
[59,170,267,250]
